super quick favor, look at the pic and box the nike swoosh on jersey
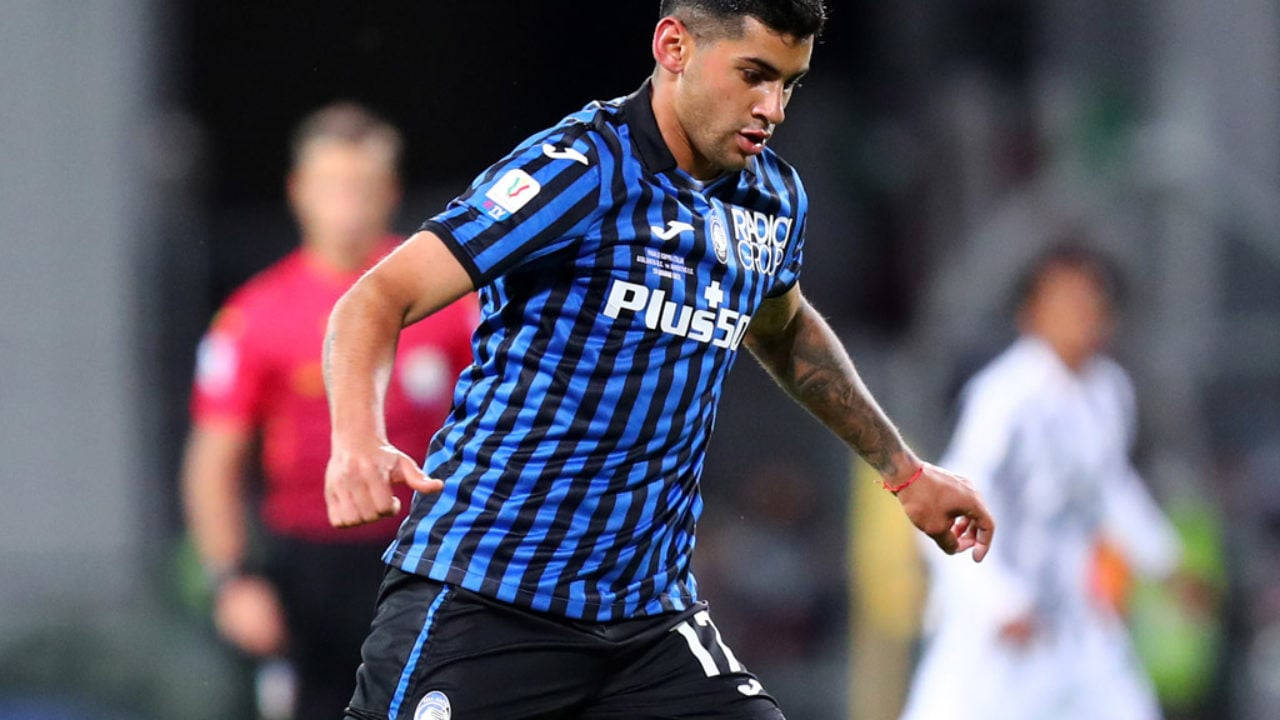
[541,142,590,166]
[651,221,695,241]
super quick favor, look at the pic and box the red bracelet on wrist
[883,465,925,494]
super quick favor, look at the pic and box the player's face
[1022,265,1114,370]
[675,18,812,176]
[288,138,399,250]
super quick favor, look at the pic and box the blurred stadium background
[2,1,1278,718]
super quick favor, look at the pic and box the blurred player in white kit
[900,243,1181,720]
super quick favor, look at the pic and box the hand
[894,462,994,562]
[325,441,443,527]
[213,575,287,657]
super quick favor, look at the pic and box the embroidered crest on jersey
[707,202,730,265]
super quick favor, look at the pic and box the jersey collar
[619,79,757,184]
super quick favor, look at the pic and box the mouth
[737,128,771,156]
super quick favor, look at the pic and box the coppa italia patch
[480,169,541,221]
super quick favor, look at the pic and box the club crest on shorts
[414,691,451,720]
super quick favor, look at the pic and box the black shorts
[344,567,785,720]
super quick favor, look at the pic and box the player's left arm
[743,283,993,561]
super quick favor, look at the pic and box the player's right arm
[745,284,994,561]
[323,230,473,527]
[325,126,602,528]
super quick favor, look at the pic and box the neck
[303,232,380,273]
[650,75,718,181]
[1030,333,1089,373]
[1056,347,1089,373]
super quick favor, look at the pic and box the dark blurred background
[3,1,1278,718]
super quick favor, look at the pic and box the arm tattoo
[747,303,909,477]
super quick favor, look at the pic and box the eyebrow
[741,56,810,85]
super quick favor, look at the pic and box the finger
[407,475,445,494]
[325,483,355,527]
[338,477,381,525]
[326,489,343,527]
[945,515,973,552]
[959,515,979,544]
[367,473,400,517]
[339,488,369,527]
[973,525,993,562]
[933,529,959,555]
[392,455,444,494]
[327,472,371,528]
[972,511,995,563]
[329,492,358,528]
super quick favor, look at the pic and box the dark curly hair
[659,0,827,40]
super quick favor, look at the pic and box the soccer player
[182,103,477,719]
[899,244,1180,720]
[325,3,993,718]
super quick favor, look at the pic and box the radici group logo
[729,207,792,275]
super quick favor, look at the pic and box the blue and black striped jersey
[385,80,809,621]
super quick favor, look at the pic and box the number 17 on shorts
[672,610,766,698]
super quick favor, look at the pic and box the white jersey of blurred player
[900,335,1180,720]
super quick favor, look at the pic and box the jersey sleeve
[421,125,602,287]
[765,171,808,298]
[189,300,268,430]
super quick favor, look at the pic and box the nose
[753,81,786,126]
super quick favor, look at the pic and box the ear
[653,16,692,75]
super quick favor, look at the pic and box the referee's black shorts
[343,567,785,720]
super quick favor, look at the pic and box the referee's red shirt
[191,241,478,543]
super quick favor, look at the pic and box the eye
[740,68,764,85]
